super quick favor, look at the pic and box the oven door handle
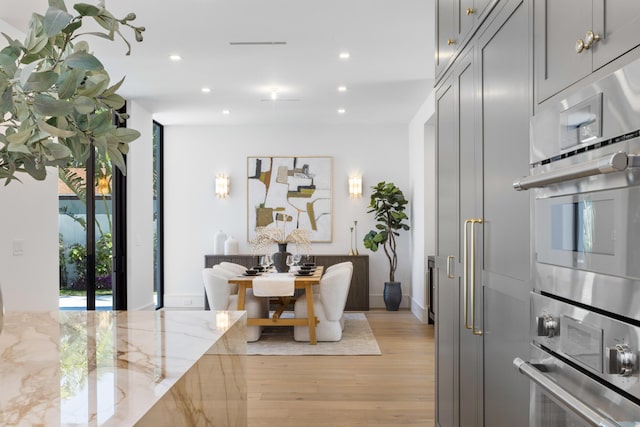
[512,151,632,191]
[513,358,622,427]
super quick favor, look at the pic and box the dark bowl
[252,265,265,272]
[245,269,259,275]
[303,262,316,267]
[296,270,313,276]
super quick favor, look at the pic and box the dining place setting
[203,240,354,344]
[242,254,307,275]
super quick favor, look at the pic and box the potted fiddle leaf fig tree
[0,0,145,185]
[363,181,410,311]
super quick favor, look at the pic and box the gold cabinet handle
[447,39,456,46]
[463,219,473,330]
[446,255,455,279]
[585,30,600,48]
[466,7,475,15]
[576,30,601,54]
[471,219,483,336]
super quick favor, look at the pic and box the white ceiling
[1,0,435,126]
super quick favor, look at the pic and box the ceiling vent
[229,41,287,46]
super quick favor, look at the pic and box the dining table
[228,266,323,345]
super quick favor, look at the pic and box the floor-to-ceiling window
[58,113,128,311]
[153,121,164,309]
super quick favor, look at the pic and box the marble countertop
[0,310,246,426]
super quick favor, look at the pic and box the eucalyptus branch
[0,0,144,185]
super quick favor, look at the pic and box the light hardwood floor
[247,309,435,426]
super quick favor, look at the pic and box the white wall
[0,13,59,311]
[0,171,59,311]
[126,100,156,310]
[163,124,411,309]
[408,89,436,322]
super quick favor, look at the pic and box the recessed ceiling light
[169,54,182,61]
[339,52,350,59]
[338,85,347,92]
[201,87,211,93]
[337,108,346,114]
[222,109,231,115]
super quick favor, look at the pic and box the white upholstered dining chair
[202,268,268,342]
[293,265,353,342]
[325,261,353,273]
[218,261,249,275]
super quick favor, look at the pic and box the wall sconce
[349,175,362,199]
[215,174,230,198]
[97,175,111,195]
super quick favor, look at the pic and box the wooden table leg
[305,284,318,345]
[236,284,247,310]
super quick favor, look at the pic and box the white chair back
[202,268,232,311]
[326,261,353,273]
[212,265,239,293]
[219,262,248,275]
[319,267,352,321]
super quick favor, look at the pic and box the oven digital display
[560,316,603,373]
[550,199,615,255]
[559,93,602,149]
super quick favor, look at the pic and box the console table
[204,254,369,311]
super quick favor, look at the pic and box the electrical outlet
[183,298,192,306]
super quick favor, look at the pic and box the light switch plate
[12,239,24,256]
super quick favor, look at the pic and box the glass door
[58,151,116,310]
[153,121,164,309]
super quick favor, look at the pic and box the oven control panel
[531,292,640,398]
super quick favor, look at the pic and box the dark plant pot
[383,281,402,311]
[272,243,291,273]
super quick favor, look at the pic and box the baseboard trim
[130,301,157,311]
[410,298,429,323]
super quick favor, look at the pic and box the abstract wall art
[247,156,332,242]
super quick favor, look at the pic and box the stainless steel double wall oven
[514,57,640,426]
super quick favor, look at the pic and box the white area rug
[247,312,382,356]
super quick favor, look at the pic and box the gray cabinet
[435,1,531,426]
[436,0,457,78]
[459,0,493,36]
[435,45,483,427]
[477,1,531,426]
[204,254,369,311]
[435,0,498,79]
[535,0,640,103]
[456,47,483,427]
[435,72,459,427]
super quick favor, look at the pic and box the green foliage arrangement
[66,232,112,289]
[0,0,144,184]
[363,181,410,282]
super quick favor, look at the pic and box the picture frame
[247,156,333,243]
